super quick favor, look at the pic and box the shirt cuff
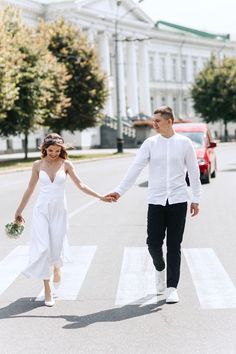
[191,198,200,204]
[114,187,124,196]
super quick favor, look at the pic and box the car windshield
[177,131,205,148]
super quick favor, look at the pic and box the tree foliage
[191,55,236,139]
[0,8,23,119]
[38,19,108,133]
[0,7,70,158]
[0,7,108,157]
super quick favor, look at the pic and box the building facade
[1,0,236,152]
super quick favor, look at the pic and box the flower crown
[44,136,64,144]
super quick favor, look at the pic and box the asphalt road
[1,143,236,354]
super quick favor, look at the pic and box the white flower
[5,222,24,239]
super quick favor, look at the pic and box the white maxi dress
[23,165,69,280]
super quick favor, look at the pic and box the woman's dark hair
[40,133,68,159]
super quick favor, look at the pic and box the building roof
[155,20,230,41]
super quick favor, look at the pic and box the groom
[107,106,201,303]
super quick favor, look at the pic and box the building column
[116,37,126,118]
[87,29,95,45]
[126,40,139,116]
[138,40,151,116]
[98,31,113,117]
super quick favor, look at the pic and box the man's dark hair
[153,106,174,122]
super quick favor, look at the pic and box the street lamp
[114,1,123,153]
[114,0,144,153]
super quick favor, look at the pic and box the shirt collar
[159,132,176,140]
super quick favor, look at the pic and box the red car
[173,122,217,183]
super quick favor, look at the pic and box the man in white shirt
[107,106,201,304]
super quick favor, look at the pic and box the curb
[0,152,135,175]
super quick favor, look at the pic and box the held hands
[99,192,121,203]
[190,203,199,217]
[106,192,120,202]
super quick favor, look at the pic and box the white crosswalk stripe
[36,246,97,301]
[115,247,157,306]
[1,246,236,309]
[184,248,236,309]
[0,245,29,296]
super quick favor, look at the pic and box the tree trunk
[24,131,28,160]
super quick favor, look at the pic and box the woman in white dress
[15,133,113,307]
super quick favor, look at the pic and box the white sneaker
[155,270,166,294]
[165,287,179,303]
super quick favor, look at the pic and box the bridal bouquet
[5,218,25,239]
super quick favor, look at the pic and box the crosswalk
[36,246,97,301]
[0,246,28,296]
[115,247,156,306]
[184,248,236,309]
[1,245,236,309]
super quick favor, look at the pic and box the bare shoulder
[32,160,41,171]
[64,159,74,172]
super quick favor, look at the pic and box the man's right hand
[105,192,120,201]
[190,203,199,217]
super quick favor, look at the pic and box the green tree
[191,55,236,141]
[0,9,22,119]
[39,19,108,133]
[0,7,70,159]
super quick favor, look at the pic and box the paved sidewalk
[1,141,234,162]
[0,148,138,161]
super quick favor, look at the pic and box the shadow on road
[62,296,165,329]
[0,297,43,318]
[0,295,165,329]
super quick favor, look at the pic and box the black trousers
[147,201,187,288]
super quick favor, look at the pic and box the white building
[1,0,236,152]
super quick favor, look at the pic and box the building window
[173,97,178,115]
[183,98,188,115]
[161,96,166,106]
[6,139,13,150]
[22,139,26,150]
[160,57,166,81]
[149,56,155,81]
[172,57,177,81]
[192,60,198,79]
[181,59,187,82]
[36,138,41,149]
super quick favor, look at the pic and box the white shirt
[115,133,201,205]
